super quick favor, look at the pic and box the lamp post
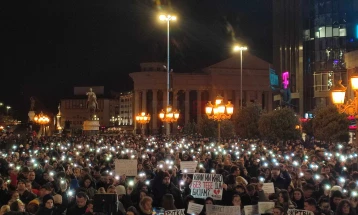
[159,14,177,135]
[33,111,50,136]
[135,112,151,135]
[159,106,180,134]
[233,45,248,109]
[6,106,11,115]
[331,77,358,145]
[205,95,234,144]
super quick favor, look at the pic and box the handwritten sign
[287,210,314,215]
[115,159,137,176]
[262,183,275,194]
[187,202,203,215]
[164,209,185,215]
[180,161,197,173]
[191,173,223,200]
[206,204,241,215]
[258,202,275,214]
[244,205,258,215]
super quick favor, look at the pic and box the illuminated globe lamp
[159,106,180,123]
[330,80,346,105]
[33,111,50,136]
[136,112,151,135]
[205,95,234,144]
[351,70,358,91]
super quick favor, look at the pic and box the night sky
[1,0,272,120]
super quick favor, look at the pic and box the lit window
[326,27,332,37]
[340,28,346,36]
[333,28,339,36]
[319,27,326,38]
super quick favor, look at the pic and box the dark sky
[1,0,272,120]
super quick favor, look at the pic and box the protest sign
[191,173,223,200]
[115,159,137,176]
[187,202,203,215]
[180,161,197,173]
[287,209,314,215]
[244,205,258,215]
[164,209,185,215]
[262,183,275,194]
[206,204,241,215]
[258,202,275,214]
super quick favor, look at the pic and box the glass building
[273,0,358,114]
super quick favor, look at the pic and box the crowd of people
[0,133,356,215]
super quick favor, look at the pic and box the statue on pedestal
[86,88,98,119]
[30,97,35,111]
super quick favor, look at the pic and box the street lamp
[159,14,178,135]
[6,106,11,115]
[205,95,234,144]
[233,45,248,109]
[331,77,358,145]
[33,111,50,136]
[92,115,99,121]
[159,106,180,123]
[135,112,151,135]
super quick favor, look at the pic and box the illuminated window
[339,28,346,36]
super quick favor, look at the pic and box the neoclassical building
[130,52,273,133]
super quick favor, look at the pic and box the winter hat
[53,194,62,204]
[163,172,171,178]
[115,185,126,195]
[42,194,54,204]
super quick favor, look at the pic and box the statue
[86,88,98,118]
[30,97,35,111]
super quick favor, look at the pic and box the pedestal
[28,111,35,122]
[83,120,100,135]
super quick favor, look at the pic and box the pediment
[206,52,270,71]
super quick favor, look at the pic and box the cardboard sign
[191,173,223,200]
[115,159,137,176]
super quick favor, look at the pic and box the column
[235,90,240,110]
[197,90,202,123]
[246,91,251,106]
[224,90,228,102]
[152,89,158,133]
[172,90,178,134]
[185,90,190,125]
[141,90,147,112]
[257,91,263,108]
[134,90,140,133]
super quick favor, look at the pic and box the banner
[115,159,137,176]
[287,209,314,215]
[206,204,241,215]
[191,173,223,200]
[165,209,185,215]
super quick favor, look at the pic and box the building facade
[118,91,133,126]
[273,0,304,115]
[60,87,118,129]
[273,0,358,113]
[130,53,273,133]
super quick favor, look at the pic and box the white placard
[180,161,198,173]
[244,205,258,215]
[165,209,185,215]
[258,202,275,214]
[262,183,275,194]
[206,204,241,215]
[115,159,137,176]
[187,202,204,215]
[191,173,223,200]
[287,209,314,215]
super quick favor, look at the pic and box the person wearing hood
[35,194,67,215]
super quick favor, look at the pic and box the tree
[312,105,349,143]
[197,116,236,139]
[258,108,300,142]
[235,104,262,139]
